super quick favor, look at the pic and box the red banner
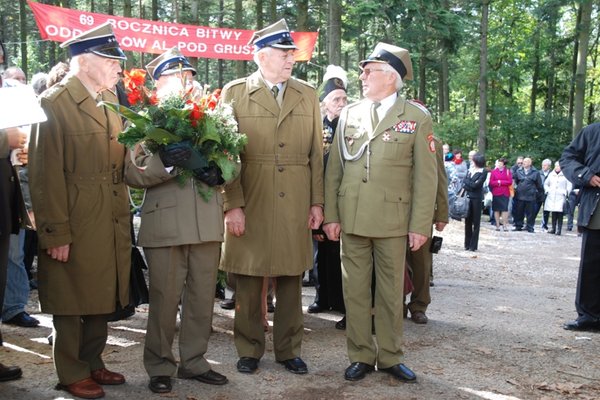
[28,1,318,61]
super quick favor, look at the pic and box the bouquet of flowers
[102,68,247,201]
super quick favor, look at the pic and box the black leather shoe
[278,357,308,374]
[4,312,39,327]
[307,303,322,313]
[563,316,600,331]
[149,376,172,393]
[236,357,259,373]
[0,363,22,382]
[512,227,523,231]
[192,370,228,385]
[379,363,417,382]
[335,316,346,330]
[344,362,374,381]
[220,299,235,310]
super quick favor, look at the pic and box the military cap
[145,47,197,81]
[360,42,413,80]
[248,19,298,50]
[60,22,126,60]
[319,65,347,101]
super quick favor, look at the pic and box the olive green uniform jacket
[29,76,131,315]
[324,96,437,237]
[220,71,324,276]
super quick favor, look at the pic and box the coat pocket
[140,195,178,241]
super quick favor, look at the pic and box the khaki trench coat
[219,71,324,276]
[324,96,437,237]
[29,76,131,315]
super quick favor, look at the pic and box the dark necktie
[271,85,279,99]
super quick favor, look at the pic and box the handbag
[449,188,470,221]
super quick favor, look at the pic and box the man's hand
[323,223,341,242]
[435,221,447,232]
[408,232,428,251]
[590,175,600,187]
[194,164,225,187]
[47,244,70,262]
[308,205,324,230]
[158,144,192,168]
[225,207,245,237]
[6,127,27,150]
[16,147,28,165]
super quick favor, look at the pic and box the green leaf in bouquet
[117,125,147,148]
[214,155,237,182]
[200,118,222,144]
[145,127,183,144]
[100,101,149,125]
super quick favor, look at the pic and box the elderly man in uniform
[125,48,228,394]
[323,42,437,382]
[220,19,323,375]
[560,123,600,332]
[28,23,131,399]
[405,135,448,324]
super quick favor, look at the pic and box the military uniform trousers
[341,232,406,368]
[143,242,220,378]
[406,229,433,314]
[234,274,303,361]
[53,314,109,385]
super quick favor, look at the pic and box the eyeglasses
[359,67,388,77]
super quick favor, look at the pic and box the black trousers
[575,228,600,319]
[513,199,536,231]
[465,197,483,251]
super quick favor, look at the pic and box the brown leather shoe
[410,311,428,324]
[57,377,105,399]
[91,368,125,385]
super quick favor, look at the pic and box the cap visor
[92,46,127,60]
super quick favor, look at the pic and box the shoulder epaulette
[407,99,431,116]
[41,83,67,103]
[223,77,247,90]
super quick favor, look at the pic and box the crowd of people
[1,18,599,400]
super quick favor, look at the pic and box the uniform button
[362,178,367,183]
[279,142,285,148]
[45,227,53,233]
[113,191,118,196]
[279,192,285,197]
[278,166,284,172]
[364,165,368,169]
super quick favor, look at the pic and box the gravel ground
[1,219,599,400]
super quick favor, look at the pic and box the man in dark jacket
[512,157,543,232]
[560,123,600,331]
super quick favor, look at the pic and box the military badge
[393,120,417,134]
[382,132,392,142]
[427,134,436,153]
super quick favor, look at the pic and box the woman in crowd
[463,153,488,251]
[489,157,512,231]
[544,161,572,235]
